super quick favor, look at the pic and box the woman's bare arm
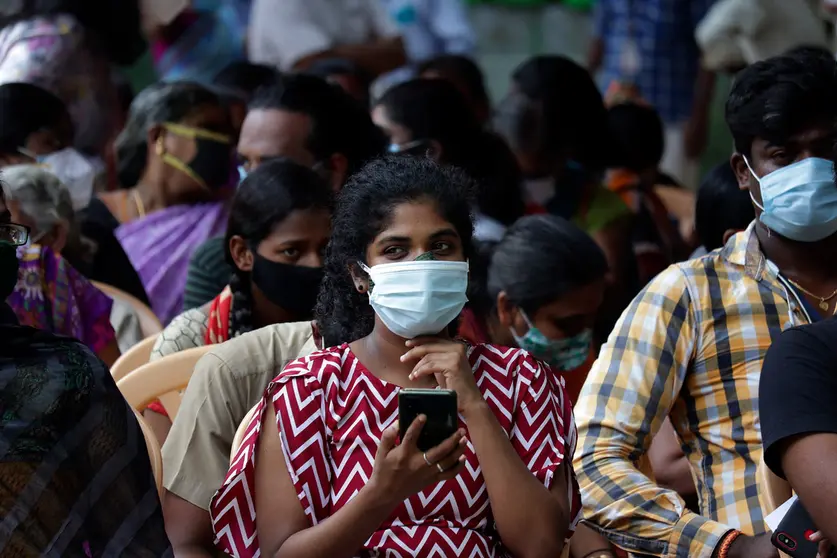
[463,400,569,558]
[256,404,399,558]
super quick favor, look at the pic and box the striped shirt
[573,222,814,557]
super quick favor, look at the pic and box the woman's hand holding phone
[401,337,483,413]
[367,417,467,505]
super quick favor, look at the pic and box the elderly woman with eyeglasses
[1,167,120,366]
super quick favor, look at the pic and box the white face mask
[359,259,469,339]
[37,148,98,211]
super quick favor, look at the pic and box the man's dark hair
[507,55,613,172]
[608,102,665,172]
[418,54,490,109]
[0,82,69,156]
[212,62,281,99]
[726,49,837,158]
[249,74,386,178]
[376,78,525,226]
[695,162,754,251]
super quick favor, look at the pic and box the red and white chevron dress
[210,343,581,558]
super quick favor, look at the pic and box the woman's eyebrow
[376,235,411,245]
[429,228,459,239]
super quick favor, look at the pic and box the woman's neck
[354,323,438,388]
[133,169,172,216]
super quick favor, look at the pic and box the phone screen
[398,389,458,453]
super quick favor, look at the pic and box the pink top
[211,343,582,557]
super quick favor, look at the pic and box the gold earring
[155,137,164,156]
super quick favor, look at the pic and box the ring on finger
[423,452,433,466]
[436,462,445,473]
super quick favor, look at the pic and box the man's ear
[326,153,349,192]
[730,153,752,192]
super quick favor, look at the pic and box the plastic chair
[758,455,793,558]
[92,281,163,338]
[110,334,159,382]
[134,409,164,498]
[117,345,214,421]
[231,403,261,464]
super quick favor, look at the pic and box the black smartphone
[772,498,835,557]
[398,389,458,453]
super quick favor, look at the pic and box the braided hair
[315,156,475,346]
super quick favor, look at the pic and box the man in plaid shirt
[575,49,837,558]
[588,0,716,191]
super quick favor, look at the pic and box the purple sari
[116,202,228,324]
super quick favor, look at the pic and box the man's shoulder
[190,236,225,266]
[198,321,317,381]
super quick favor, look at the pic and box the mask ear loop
[518,308,536,332]
[743,156,771,238]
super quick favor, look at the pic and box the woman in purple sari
[82,82,234,324]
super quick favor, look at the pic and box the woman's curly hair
[315,155,476,346]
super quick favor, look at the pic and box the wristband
[717,530,742,558]
[582,551,616,558]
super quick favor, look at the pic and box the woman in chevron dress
[210,157,581,558]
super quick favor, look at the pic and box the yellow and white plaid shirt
[574,223,813,558]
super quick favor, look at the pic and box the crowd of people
[2,0,837,557]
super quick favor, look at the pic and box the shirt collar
[722,220,775,282]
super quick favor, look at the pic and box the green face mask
[0,242,19,300]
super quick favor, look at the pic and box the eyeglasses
[0,223,30,247]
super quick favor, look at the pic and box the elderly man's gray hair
[1,164,75,236]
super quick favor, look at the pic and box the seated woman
[1,183,120,368]
[210,156,580,558]
[84,81,235,323]
[372,78,525,241]
[0,186,170,556]
[0,82,148,303]
[2,164,144,353]
[145,158,332,442]
[469,215,608,404]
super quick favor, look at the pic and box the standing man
[574,49,837,557]
[248,0,406,78]
[588,0,716,190]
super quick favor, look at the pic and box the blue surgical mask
[511,310,592,371]
[359,257,469,339]
[744,156,837,242]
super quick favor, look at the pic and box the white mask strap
[743,156,765,211]
[358,261,371,274]
[742,156,760,183]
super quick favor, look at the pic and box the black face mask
[189,137,234,190]
[251,254,324,319]
[0,242,19,301]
